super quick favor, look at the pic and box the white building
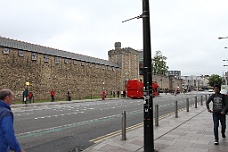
[181,75,209,91]
[168,70,181,78]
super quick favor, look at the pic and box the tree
[208,74,223,87]
[152,50,169,75]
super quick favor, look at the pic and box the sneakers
[214,141,219,145]
[222,133,226,138]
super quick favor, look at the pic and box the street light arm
[218,36,228,39]
[122,14,142,23]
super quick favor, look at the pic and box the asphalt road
[12,92,210,152]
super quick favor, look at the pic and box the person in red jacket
[28,91,33,103]
[50,89,55,102]
[102,90,106,100]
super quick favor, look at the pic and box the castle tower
[108,42,139,90]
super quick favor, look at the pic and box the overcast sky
[0,0,228,76]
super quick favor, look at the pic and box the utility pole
[142,0,154,152]
[122,0,155,151]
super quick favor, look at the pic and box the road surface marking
[16,110,143,139]
[89,109,187,143]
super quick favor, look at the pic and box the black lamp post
[122,1,155,151]
[142,0,155,152]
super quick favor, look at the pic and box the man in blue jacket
[0,89,24,152]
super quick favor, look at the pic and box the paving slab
[83,105,228,152]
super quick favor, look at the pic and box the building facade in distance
[181,75,209,91]
[168,70,181,78]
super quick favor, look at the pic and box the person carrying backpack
[206,84,228,145]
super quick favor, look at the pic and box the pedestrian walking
[121,90,123,97]
[102,90,106,100]
[123,90,126,98]
[67,91,71,101]
[117,90,120,98]
[22,91,24,104]
[50,89,55,102]
[22,87,28,104]
[112,90,116,98]
[0,89,25,152]
[28,91,33,103]
[206,84,228,145]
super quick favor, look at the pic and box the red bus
[126,80,159,98]
[126,80,144,98]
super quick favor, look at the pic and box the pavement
[83,104,228,152]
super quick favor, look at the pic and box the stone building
[0,36,182,101]
[108,42,183,92]
[0,37,124,101]
[108,42,139,88]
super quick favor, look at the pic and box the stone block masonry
[0,38,182,102]
[0,45,121,101]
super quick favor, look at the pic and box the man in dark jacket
[206,84,228,145]
[23,86,28,104]
[0,89,24,152]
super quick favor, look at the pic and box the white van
[220,85,228,95]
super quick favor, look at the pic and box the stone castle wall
[0,39,183,102]
[0,46,122,101]
[109,42,183,91]
[108,46,139,90]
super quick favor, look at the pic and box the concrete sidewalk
[83,106,228,152]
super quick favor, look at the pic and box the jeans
[213,112,226,141]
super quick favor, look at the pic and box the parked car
[208,89,213,92]
[198,88,204,91]
[220,85,228,95]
